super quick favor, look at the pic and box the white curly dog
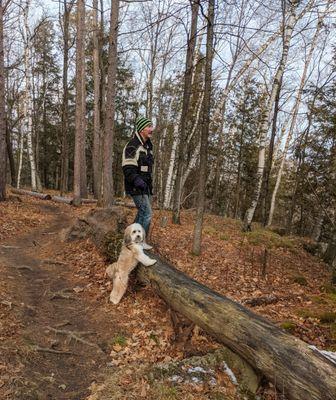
[106,223,156,304]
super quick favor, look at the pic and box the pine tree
[32,19,61,188]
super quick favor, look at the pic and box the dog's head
[124,223,145,245]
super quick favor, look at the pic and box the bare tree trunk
[0,2,5,201]
[262,74,283,225]
[312,213,324,242]
[5,121,16,186]
[192,0,215,255]
[23,0,38,192]
[146,33,158,122]
[152,28,175,196]
[92,0,102,199]
[74,0,87,204]
[155,97,172,207]
[60,0,74,195]
[324,224,336,285]
[234,120,244,219]
[16,125,24,189]
[172,0,199,224]
[267,11,324,227]
[243,1,298,231]
[102,0,120,207]
[97,0,105,205]
[272,117,290,171]
[180,93,204,189]
[164,124,179,209]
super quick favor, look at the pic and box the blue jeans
[131,194,152,236]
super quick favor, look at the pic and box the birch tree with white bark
[0,0,7,201]
[20,0,40,192]
[267,3,331,226]
[172,0,199,224]
[243,0,301,231]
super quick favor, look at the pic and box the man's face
[140,125,154,141]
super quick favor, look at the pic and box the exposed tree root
[48,288,76,301]
[46,326,103,352]
[32,345,75,356]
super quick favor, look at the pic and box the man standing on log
[122,117,154,245]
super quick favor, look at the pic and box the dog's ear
[124,225,133,245]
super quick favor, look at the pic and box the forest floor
[0,192,335,400]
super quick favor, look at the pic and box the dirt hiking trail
[0,202,116,400]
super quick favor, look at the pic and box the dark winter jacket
[122,132,154,196]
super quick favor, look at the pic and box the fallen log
[137,256,336,400]
[52,196,97,205]
[51,195,73,205]
[81,198,98,204]
[10,188,51,200]
[10,187,99,206]
[68,208,336,400]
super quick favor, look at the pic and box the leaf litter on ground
[1,194,335,400]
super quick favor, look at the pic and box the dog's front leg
[133,244,157,266]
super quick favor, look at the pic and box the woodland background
[0,1,336,398]
[0,0,335,254]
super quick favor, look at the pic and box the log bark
[65,208,128,258]
[136,255,336,400]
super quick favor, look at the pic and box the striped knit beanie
[136,117,152,133]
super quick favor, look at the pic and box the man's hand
[134,176,147,191]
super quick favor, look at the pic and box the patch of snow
[209,377,217,386]
[187,366,208,374]
[222,362,238,385]
[191,376,202,384]
[309,345,336,365]
[170,375,183,383]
